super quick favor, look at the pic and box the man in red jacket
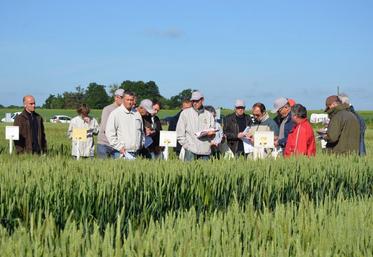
[284,104,316,157]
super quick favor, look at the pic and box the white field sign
[5,126,19,154]
[159,131,177,160]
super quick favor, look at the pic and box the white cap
[235,99,245,108]
[114,88,125,97]
[190,91,204,101]
[140,99,154,114]
[272,97,288,113]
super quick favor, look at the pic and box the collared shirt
[105,105,144,152]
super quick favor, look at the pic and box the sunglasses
[235,106,245,110]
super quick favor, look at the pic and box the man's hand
[120,147,126,155]
[83,116,90,123]
[207,131,216,138]
[237,132,246,139]
[145,127,154,136]
[274,137,279,147]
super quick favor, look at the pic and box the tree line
[42,81,193,109]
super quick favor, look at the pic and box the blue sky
[1,0,372,110]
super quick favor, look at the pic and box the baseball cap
[190,91,204,101]
[139,99,154,114]
[324,95,339,112]
[272,97,288,113]
[235,99,245,108]
[114,88,125,97]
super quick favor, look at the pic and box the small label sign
[6,126,19,140]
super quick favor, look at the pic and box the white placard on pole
[6,126,19,155]
[159,131,177,147]
[72,128,87,160]
[253,131,274,148]
[6,126,19,140]
[159,131,177,160]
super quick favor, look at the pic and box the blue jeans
[184,149,210,161]
[97,144,116,159]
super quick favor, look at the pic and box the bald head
[23,95,36,113]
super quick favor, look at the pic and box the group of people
[13,90,366,160]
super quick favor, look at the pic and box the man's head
[234,99,246,116]
[114,89,125,106]
[152,100,161,116]
[204,105,216,118]
[23,95,36,113]
[190,91,204,110]
[181,99,192,110]
[138,99,154,116]
[272,97,290,118]
[324,95,341,112]
[252,102,267,121]
[77,104,90,117]
[291,104,307,124]
[122,91,135,111]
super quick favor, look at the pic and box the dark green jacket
[326,104,359,154]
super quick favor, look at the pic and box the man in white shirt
[105,91,144,159]
[176,91,216,161]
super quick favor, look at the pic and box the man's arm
[105,113,123,151]
[325,116,342,143]
[176,112,189,149]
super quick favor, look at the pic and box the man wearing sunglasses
[223,99,253,156]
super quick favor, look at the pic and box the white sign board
[253,131,274,148]
[159,131,177,147]
[6,126,19,140]
[310,113,329,124]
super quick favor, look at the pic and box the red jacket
[284,119,316,157]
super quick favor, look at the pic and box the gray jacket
[176,107,215,155]
[106,105,144,152]
[98,103,118,146]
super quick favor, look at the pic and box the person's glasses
[235,106,245,110]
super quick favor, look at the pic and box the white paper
[122,152,136,160]
[242,138,254,153]
[5,126,19,140]
[160,131,177,147]
[194,128,218,138]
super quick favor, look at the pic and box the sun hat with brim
[140,99,154,114]
[190,91,204,101]
[271,97,288,113]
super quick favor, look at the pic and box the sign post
[72,128,87,160]
[5,126,19,155]
[253,131,274,160]
[159,131,177,160]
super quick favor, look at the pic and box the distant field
[1,108,373,124]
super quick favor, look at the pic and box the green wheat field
[0,109,372,257]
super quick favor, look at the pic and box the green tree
[120,80,162,102]
[43,94,65,109]
[84,83,110,109]
[168,89,193,108]
[63,86,85,109]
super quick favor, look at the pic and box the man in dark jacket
[338,93,366,156]
[324,95,360,154]
[14,95,47,154]
[272,97,294,151]
[223,99,253,156]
